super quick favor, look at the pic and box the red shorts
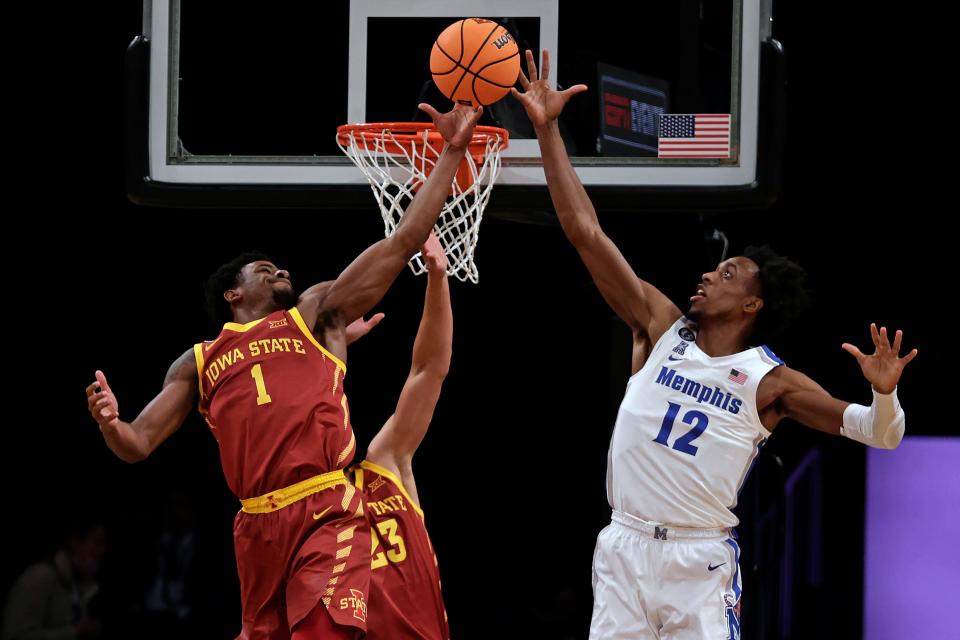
[233,478,370,640]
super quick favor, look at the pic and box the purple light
[864,436,959,639]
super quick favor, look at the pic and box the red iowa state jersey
[354,460,449,640]
[193,307,355,499]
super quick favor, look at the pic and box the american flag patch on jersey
[728,369,748,385]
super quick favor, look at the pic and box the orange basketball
[430,18,520,107]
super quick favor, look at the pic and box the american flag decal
[728,368,748,385]
[658,114,731,158]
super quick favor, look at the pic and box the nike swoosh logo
[668,355,684,361]
[708,563,726,571]
[204,336,222,352]
[313,506,332,520]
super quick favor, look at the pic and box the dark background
[5,2,944,639]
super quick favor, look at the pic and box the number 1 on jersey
[251,364,272,405]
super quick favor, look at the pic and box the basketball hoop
[336,122,508,284]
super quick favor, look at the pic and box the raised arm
[297,104,481,361]
[365,233,451,499]
[85,348,197,463]
[512,49,681,353]
[762,324,917,448]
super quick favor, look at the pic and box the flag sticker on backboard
[658,114,731,158]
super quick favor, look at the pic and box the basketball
[430,18,520,107]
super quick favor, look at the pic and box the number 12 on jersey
[653,402,709,456]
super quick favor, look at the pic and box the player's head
[688,246,808,342]
[204,252,297,326]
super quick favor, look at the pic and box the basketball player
[511,50,917,640]
[84,103,482,640]
[351,231,451,640]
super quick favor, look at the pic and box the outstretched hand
[842,323,918,394]
[418,102,484,151]
[346,313,386,346]
[510,49,587,129]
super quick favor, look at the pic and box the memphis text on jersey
[655,366,744,415]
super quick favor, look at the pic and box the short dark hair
[742,245,810,344]
[204,252,271,327]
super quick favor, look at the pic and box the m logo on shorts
[340,589,367,622]
[654,526,668,540]
[724,594,741,639]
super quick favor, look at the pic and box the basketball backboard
[127,0,784,211]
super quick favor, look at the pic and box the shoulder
[167,347,200,384]
[757,365,824,403]
[647,314,694,349]
[298,280,334,306]
[641,287,685,339]
[296,280,337,328]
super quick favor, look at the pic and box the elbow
[391,226,426,258]
[413,361,450,381]
[121,448,148,464]
[118,439,151,463]
[566,221,600,248]
[424,364,451,381]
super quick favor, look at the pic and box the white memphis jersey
[606,317,783,528]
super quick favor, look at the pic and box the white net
[337,125,506,283]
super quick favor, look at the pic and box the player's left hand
[418,102,483,151]
[511,49,587,129]
[842,323,918,394]
[346,313,385,345]
[421,231,448,276]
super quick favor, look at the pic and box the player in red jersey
[84,103,482,640]
[352,231,451,640]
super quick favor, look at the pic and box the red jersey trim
[357,460,425,519]
[289,307,347,372]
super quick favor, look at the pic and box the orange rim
[337,122,509,162]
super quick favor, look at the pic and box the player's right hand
[86,370,120,431]
[418,102,483,152]
[511,49,587,129]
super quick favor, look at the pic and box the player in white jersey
[511,50,918,640]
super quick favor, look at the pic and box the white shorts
[590,510,742,640]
